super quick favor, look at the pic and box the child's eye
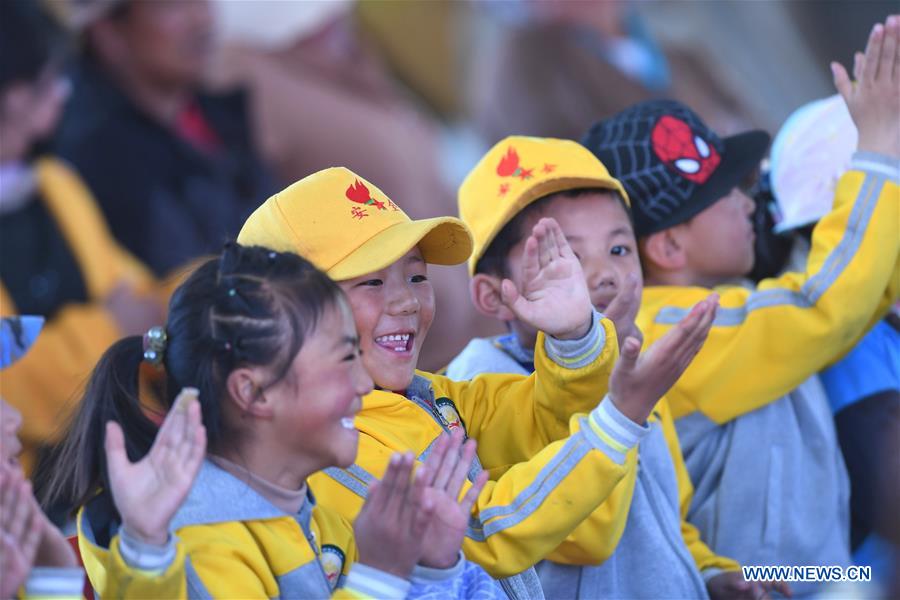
[358,279,383,287]
[343,348,362,362]
[410,274,428,283]
[611,245,631,256]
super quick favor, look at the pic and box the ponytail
[41,336,161,510]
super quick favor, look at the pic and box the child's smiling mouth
[374,332,415,354]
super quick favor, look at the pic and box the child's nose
[387,286,419,315]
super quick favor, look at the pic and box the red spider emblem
[651,116,720,184]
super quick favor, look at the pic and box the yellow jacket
[0,158,157,475]
[637,155,900,423]
[77,462,407,599]
[445,333,736,591]
[311,318,647,579]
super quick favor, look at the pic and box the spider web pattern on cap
[585,100,725,225]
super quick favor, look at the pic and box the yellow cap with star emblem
[458,136,629,275]
[238,167,473,281]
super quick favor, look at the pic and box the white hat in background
[769,94,857,233]
[212,0,352,50]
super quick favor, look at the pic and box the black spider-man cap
[581,100,770,237]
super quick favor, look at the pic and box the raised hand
[610,294,718,424]
[0,463,42,598]
[602,271,644,351]
[417,429,489,569]
[106,388,206,546]
[832,16,900,157]
[501,218,594,340]
[354,452,434,578]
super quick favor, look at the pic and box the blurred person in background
[50,0,278,277]
[470,0,754,144]
[0,0,163,479]
[206,0,500,369]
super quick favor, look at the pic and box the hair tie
[142,326,167,365]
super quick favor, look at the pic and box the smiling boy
[449,136,778,600]
[238,166,716,596]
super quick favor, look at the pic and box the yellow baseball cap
[459,136,630,275]
[238,167,473,281]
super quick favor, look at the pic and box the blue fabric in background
[0,315,44,369]
[820,320,900,414]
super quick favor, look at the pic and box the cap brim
[0,316,45,369]
[696,130,770,213]
[328,217,474,281]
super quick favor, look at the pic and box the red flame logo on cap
[651,116,720,184]
[495,146,534,190]
[346,180,385,210]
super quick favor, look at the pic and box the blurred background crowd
[0,0,894,482]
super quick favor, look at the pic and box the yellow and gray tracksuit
[77,460,415,599]
[637,152,899,594]
[448,333,738,599]
[311,313,648,600]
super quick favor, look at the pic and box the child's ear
[641,229,687,271]
[470,274,516,322]
[225,367,275,418]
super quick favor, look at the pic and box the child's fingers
[887,15,900,82]
[879,17,897,81]
[617,336,642,371]
[385,452,412,519]
[831,62,853,101]
[534,222,554,269]
[411,493,435,541]
[420,434,449,488]
[546,218,569,260]
[460,470,489,516]
[104,421,131,479]
[19,499,42,564]
[7,479,33,542]
[401,461,429,524]
[433,429,464,491]
[446,439,478,499]
[153,396,186,460]
[175,395,203,461]
[863,23,885,84]
[499,279,521,311]
[853,51,865,82]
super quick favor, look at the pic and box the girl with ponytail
[43,243,487,599]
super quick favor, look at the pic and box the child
[450,135,784,600]
[1,317,81,599]
[43,244,487,598]
[237,165,718,596]
[581,17,899,595]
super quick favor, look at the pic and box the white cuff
[118,526,177,573]
[344,563,410,599]
[410,551,465,584]
[581,395,650,464]
[544,309,605,369]
[701,567,727,583]
[851,151,900,182]
[23,567,85,598]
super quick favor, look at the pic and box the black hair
[475,187,631,278]
[0,1,68,93]
[41,243,343,510]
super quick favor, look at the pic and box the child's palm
[106,389,206,545]
[502,218,593,339]
[417,432,489,569]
